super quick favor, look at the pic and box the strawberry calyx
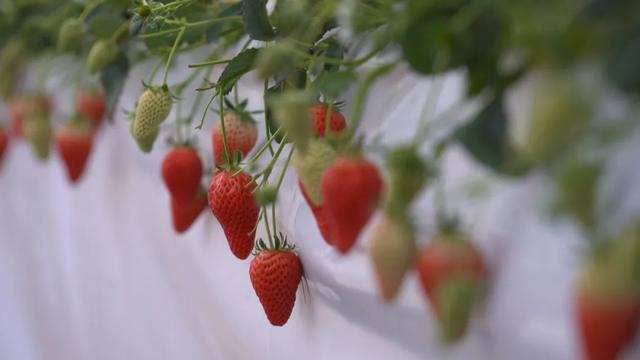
[224,97,257,124]
[254,232,296,255]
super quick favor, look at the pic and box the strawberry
[321,155,384,254]
[171,191,208,234]
[57,18,85,53]
[55,117,94,184]
[293,139,337,206]
[87,39,118,74]
[369,215,416,302]
[207,169,259,259]
[385,146,430,218]
[130,118,159,153]
[576,229,640,360]
[24,111,52,161]
[76,90,106,128]
[418,232,488,342]
[9,95,50,138]
[310,104,347,138]
[298,181,333,245]
[250,236,303,326]
[0,127,9,169]
[212,111,257,165]
[162,147,203,204]
[131,86,172,152]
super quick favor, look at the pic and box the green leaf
[242,0,275,41]
[608,25,640,94]
[456,98,507,170]
[100,53,129,122]
[218,48,260,95]
[456,97,531,176]
[313,70,356,98]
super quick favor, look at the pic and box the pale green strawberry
[24,112,52,160]
[87,39,118,74]
[58,18,85,53]
[272,90,313,152]
[131,86,172,141]
[293,139,336,205]
[369,214,416,302]
[130,116,159,153]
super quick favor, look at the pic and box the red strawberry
[298,181,333,245]
[310,104,346,138]
[0,127,8,169]
[250,238,303,326]
[575,233,640,360]
[576,293,640,360]
[321,155,384,254]
[55,118,94,184]
[171,191,208,234]
[162,147,203,205]
[208,170,259,259]
[418,233,488,342]
[77,90,106,128]
[212,111,257,165]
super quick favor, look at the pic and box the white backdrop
[1,51,640,360]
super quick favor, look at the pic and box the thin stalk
[79,0,102,21]
[188,58,232,68]
[162,26,186,86]
[233,129,283,176]
[263,79,275,157]
[218,92,231,164]
[196,90,219,129]
[270,147,295,235]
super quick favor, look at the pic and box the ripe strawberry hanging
[0,127,9,170]
[131,85,172,152]
[369,215,416,302]
[208,169,259,259]
[162,146,203,205]
[55,117,94,184]
[171,191,208,234]
[212,111,257,165]
[418,232,488,343]
[76,90,106,128]
[321,155,384,254]
[310,104,347,138]
[575,229,640,360]
[293,139,337,206]
[298,181,333,245]
[250,235,303,326]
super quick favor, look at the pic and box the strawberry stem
[233,129,283,176]
[79,0,102,22]
[162,26,186,86]
[218,93,232,166]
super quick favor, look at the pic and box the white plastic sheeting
[1,53,640,360]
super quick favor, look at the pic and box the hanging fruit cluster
[1,0,640,357]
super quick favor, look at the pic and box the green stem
[162,26,186,86]
[110,20,131,42]
[219,92,231,165]
[140,16,242,39]
[234,128,283,176]
[196,89,219,129]
[147,57,164,84]
[79,0,102,22]
[263,206,274,248]
[188,58,232,68]
[263,79,275,157]
[270,147,294,236]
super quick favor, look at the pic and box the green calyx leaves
[254,232,296,254]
